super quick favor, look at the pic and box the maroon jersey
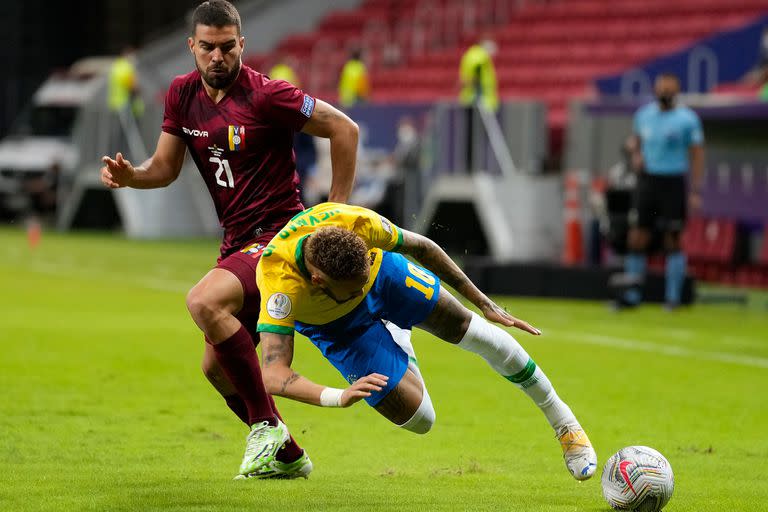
[162,65,314,257]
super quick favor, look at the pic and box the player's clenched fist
[340,373,389,407]
[101,152,135,188]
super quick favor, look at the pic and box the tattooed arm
[397,230,541,335]
[260,332,389,407]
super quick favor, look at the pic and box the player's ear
[310,274,324,286]
[187,37,195,53]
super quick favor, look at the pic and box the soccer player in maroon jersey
[100,0,358,479]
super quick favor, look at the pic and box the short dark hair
[305,227,369,281]
[191,0,241,35]
[657,72,680,84]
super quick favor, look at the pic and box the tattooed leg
[417,287,473,344]
[374,369,424,425]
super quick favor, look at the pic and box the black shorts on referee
[629,172,687,233]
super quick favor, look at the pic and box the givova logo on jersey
[228,125,245,151]
[183,126,208,137]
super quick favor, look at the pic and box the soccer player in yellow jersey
[255,202,598,481]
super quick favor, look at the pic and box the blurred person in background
[338,48,370,108]
[267,53,299,85]
[615,73,705,310]
[459,38,499,113]
[458,37,498,171]
[392,116,422,228]
[268,55,317,205]
[744,26,768,100]
[108,47,144,123]
[108,47,145,153]
[758,26,768,101]
[100,0,359,479]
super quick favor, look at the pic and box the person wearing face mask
[616,73,705,310]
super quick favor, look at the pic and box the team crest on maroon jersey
[228,125,245,151]
[240,242,265,258]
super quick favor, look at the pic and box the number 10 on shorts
[405,262,436,301]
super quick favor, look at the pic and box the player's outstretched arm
[398,229,540,335]
[300,99,358,203]
[100,132,186,189]
[260,331,388,406]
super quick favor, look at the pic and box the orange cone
[27,219,41,250]
[562,171,583,265]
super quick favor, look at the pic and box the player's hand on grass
[480,301,541,335]
[340,373,389,407]
[101,152,135,188]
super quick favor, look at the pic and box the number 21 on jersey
[210,157,234,188]
[405,262,436,301]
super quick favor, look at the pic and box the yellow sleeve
[350,206,403,251]
[256,270,301,335]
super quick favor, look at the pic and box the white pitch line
[28,261,191,293]
[547,330,768,369]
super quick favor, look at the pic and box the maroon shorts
[215,231,277,339]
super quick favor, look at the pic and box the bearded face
[189,24,244,91]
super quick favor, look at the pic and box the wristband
[320,387,344,407]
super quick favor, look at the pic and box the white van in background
[0,57,113,219]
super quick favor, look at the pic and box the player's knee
[186,286,218,325]
[399,390,436,435]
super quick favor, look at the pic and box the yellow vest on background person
[108,55,144,117]
[338,58,370,107]
[269,63,299,86]
[459,43,499,112]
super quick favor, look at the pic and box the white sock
[457,312,577,431]
[398,386,435,434]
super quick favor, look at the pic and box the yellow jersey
[256,203,403,334]
[459,44,499,112]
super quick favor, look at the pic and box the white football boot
[557,423,597,480]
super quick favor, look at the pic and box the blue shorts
[296,252,440,406]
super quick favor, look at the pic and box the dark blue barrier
[596,15,768,95]
[344,103,433,151]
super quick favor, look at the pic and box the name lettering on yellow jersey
[277,208,342,240]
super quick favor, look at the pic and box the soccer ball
[601,446,674,512]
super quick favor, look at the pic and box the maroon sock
[267,393,304,463]
[211,326,276,426]
[224,394,250,426]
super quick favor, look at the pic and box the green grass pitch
[1,227,766,511]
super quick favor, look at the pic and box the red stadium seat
[241,0,768,144]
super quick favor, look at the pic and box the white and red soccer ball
[601,446,674,512]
